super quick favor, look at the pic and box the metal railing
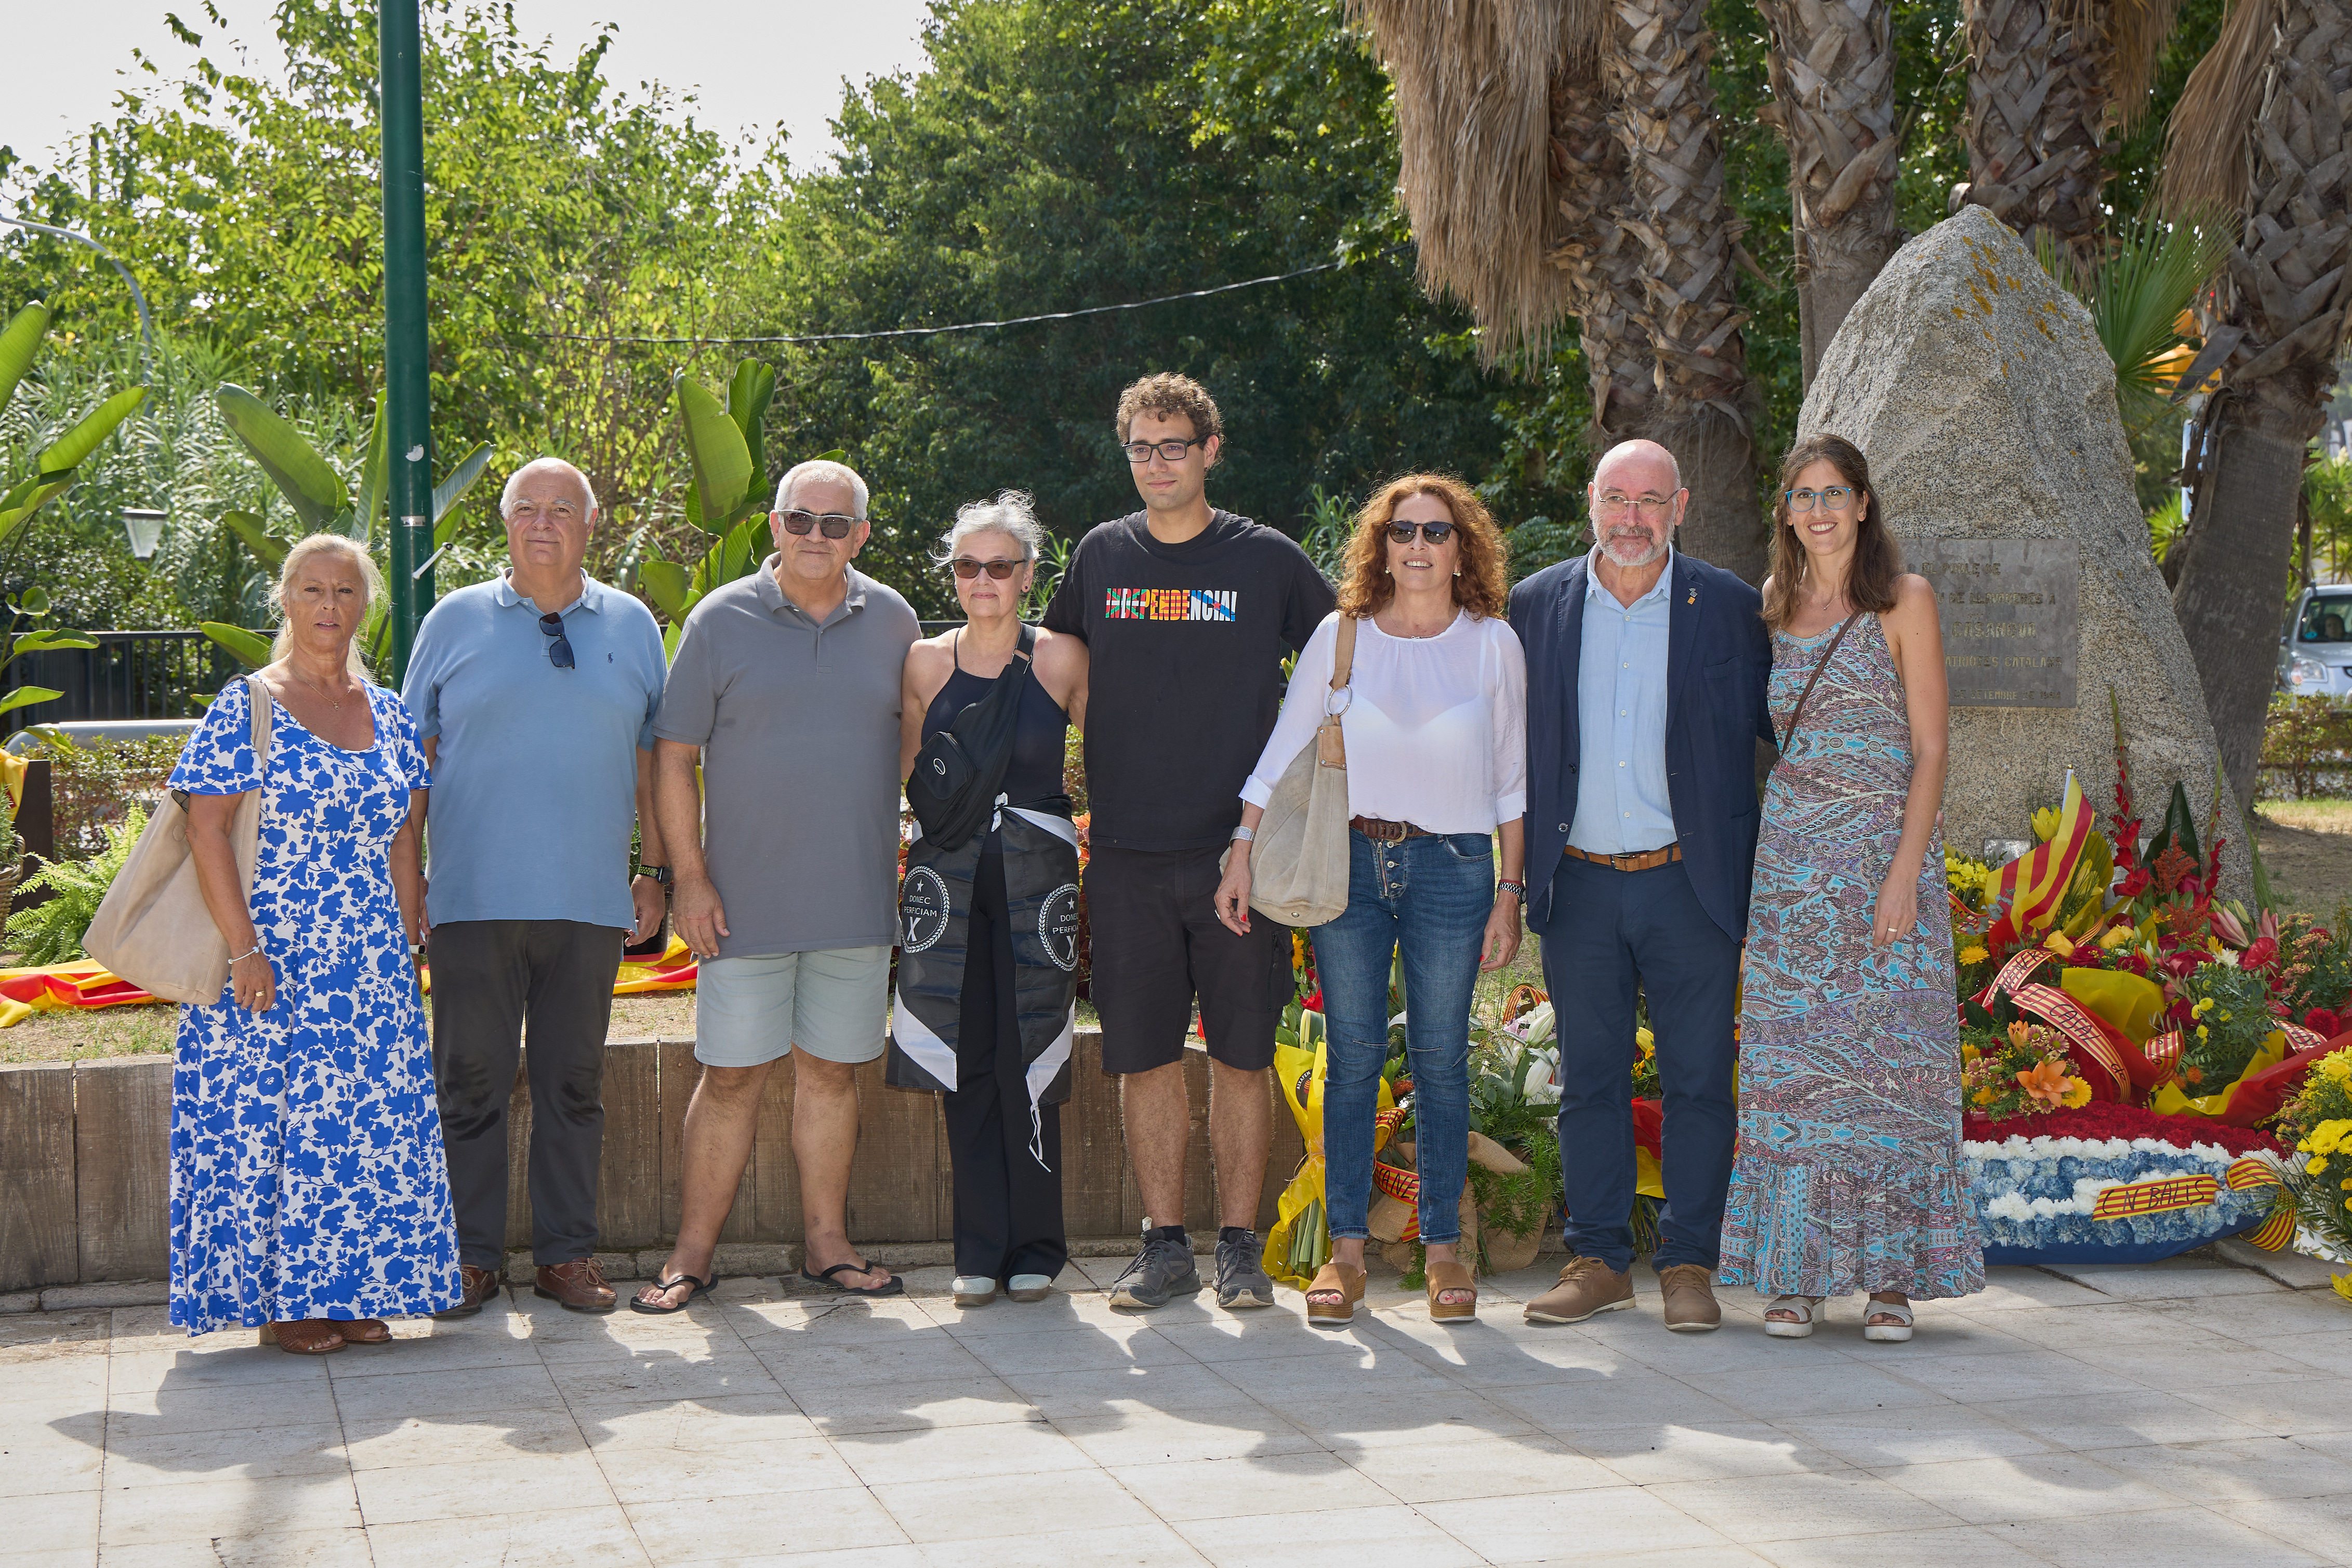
[2,630,245,739]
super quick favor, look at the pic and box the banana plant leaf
[678,375,752,534]
[220,510,289,572]
[639,559,691,622]
[34,386,149,479]
[356,400,390,541]
[431,441,494,534]
[726,360,776,514]
[0,473,75,546]
[217,384,348,531]
[199,622,275,670]
[0,685,65,719]
[0,300,47,416]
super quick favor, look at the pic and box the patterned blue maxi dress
[166,679,459,1334]
[1715,615,1984,1300]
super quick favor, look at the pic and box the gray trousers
[430,920,624,1270]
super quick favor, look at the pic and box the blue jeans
[1311,829,1494,1244]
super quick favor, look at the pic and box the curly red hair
[1334,473,1509,620]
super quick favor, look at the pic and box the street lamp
[121,509,166,560]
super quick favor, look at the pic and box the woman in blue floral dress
[1715,434,1984,1343]
[173,535,459,1351]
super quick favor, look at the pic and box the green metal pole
[381,0,432,681]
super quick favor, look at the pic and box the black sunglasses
[948,557,1025,579]
[539,611,574,669]
[1386,521,1455,544]
[780,507,859,539]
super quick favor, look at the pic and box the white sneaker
[952,1275,997,1307]
[1007,1273,1053,1302]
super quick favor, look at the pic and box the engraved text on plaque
[1902,538,2079,708]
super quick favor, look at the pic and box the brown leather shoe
[336,1317,393,1344]
[1524,1256,1635,1324]
[1658,1263,1723,1333]
[535,1257,617,1313]
[258,1319,345,1354]
[434,1263,505,1320]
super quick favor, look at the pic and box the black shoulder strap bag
[906,623,1037,852]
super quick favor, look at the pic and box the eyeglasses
[780,508,860,539]
[1785,486,1857,512]
[505,500,581,524]
[1122,437,1205,464]
[948,557,1026,579]
[1592,493,1674,520]
[1385,521,1455,544]
[539,611,574,670]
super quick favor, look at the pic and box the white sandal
[952,1275,997,1307]
[1764,1295,1823,1338]
[1862,1297,1914,1342]
[1006,1273,1053,1303]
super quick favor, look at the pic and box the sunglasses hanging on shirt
[539,612,574,669]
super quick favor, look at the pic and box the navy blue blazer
[1507,551,1774,942]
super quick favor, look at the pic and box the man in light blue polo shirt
[403,456,669,1318]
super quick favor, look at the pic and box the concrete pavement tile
[1200,1345,1462,1401]
[1363,1321,1632,1386]
[322,1326,540,1379]
[1418,1484,1739,1558]
[730,1297,941,1342]
[1339,1432,1616,1501]
[2143,1293,2352,1344]
[755,1336,992,1391]
[571,1392,820,1450]
[1106,1450,1395,1522]
[1174,1504,1481,1568]
[2263,1330,2352,1375]
[1972,1387,2273,1450]
[914,1290,1141,1338]
[911,1521,1208,1568]
[958,1322,1193,1375]
[350,1450,615,1525]
[670,1549,927,1568]
[0,1439,101,1498]
[2011,1505,2328,1567]
[869,1466,1155,1544]
[2208,1492,2352,1564]
[785,1376,1035,1435]
[831,1414,1092,1486]
[1486,1367,1751,1432]
[1698,1360,1965,1419]
[97,1473,362,1549]
[3,1486,95,1556]
[527,1321,736,1365]
[324,1362,560,1422]
[0,1310,108,1350]
[2059,1340,2320,1389]
[1575,1422,1852,1484]
[999,1360,1265,1418]
[1748,1523,2050,1566]
[1961,1269,2120,1310]
[1643,1469,1966,1543]
[2039,1259,2287,1302]
[594,1437,862,1505]
[1051,1405,1320,1467]
[340,1408,588,1469]
[105,1344,331,1396]
[95,1525,376,1566]
[2096,1437,2352,1503]
[102,1420,348,1486]
[546,1350,783,1403]
[1865,1348,2143,1403]
[1,1352,113,1404]
[1153,1319,1392,1367]
[1766,1406,2055,1468]
[1254,1388,1533,1449]
[1487,1551,1769,1568]
[2173,1375,2352,1437]
[1870,1452,2175,1523]
[627,1485,904,1564]
[104,1377,342,1438]
[367,1503,653,1568]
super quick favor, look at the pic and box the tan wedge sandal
[1303,1260,1367,1325]
[335,1318,392,1344]
[1426,1259,1477,1321]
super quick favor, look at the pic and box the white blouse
[1240,609,1527,834]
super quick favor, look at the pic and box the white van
[2280,584,2352,696]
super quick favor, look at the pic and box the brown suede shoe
[433,1263,505,1320]
[535,1257,618,1314]
[1657,1264,1723,1333]
[1523,1256,1634,1324]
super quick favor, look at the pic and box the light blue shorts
[694,946,891,1067]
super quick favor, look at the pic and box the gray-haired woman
[892,492,1088,1307]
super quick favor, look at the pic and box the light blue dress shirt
[1567,546,1677,855]
[402,570,667,929]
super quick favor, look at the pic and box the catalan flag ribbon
[2091,1174,2219,1220]
[1988,771,2092,939]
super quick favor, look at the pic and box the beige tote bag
[84,674,273,1005]
[1223,616,1357,928]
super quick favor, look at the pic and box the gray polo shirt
[654,559,918,958]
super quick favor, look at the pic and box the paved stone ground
[5,1253,2351,1567]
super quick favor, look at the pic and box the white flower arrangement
[1965,1133,2276,1256]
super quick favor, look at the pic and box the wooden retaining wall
[0,1032,1306,1292]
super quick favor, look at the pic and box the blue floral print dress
[166,677,459,1334]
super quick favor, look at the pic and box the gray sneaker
[1107,1227,1201,1310]
[1214,1230,1274,1310]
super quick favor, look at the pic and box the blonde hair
[269,534,384,680]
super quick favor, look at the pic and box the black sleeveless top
[921,628,1069,807]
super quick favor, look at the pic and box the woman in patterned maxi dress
[171,535,459,1351]
[1715,434,1985,1341]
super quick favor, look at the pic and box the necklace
[291,670,353,711]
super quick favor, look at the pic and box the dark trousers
[430,919,624,1270]
[945,847,1068,1282]
[1540,854,1741,1274]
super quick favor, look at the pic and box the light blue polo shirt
[1568,545,1677,855]
[403,570,667,929]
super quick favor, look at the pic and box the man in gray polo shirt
[632,457,920,1310]
[405,456,669,1318]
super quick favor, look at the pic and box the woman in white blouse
[1214,473,1526,1324]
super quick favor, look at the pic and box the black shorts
[1085,843,1289,1074]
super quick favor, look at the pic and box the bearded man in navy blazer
[1507,439,1774,1333]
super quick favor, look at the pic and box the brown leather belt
[1562,842,1682,872]
[1350,815,1429,843]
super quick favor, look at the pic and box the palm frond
[2038,206,2240,397]
[2157,0,2280,217]
[2106,0,2189,130]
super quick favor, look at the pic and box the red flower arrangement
[1962,1101,2285,1156]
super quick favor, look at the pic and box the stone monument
[1799,206,2248,894]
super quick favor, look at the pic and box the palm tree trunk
[1605,0,1767,582]
[1961,0,2115,276]
[1546,60,1656,448]
[1756,0,1905,386]
[2168,0,2352,807]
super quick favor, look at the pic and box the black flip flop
[627,1271,715,1314]
[800,1260,905,1297]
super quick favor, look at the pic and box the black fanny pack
[906,623,1036,852]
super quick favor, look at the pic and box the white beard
[1598,529,1666,568]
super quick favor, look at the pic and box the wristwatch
[1496,880,1526,899]
[636,863,674,887]
[1231,825,1256,842]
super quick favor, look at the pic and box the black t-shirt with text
[1043,509,1336,852]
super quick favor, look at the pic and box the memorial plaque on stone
[1904,538,2079,708]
